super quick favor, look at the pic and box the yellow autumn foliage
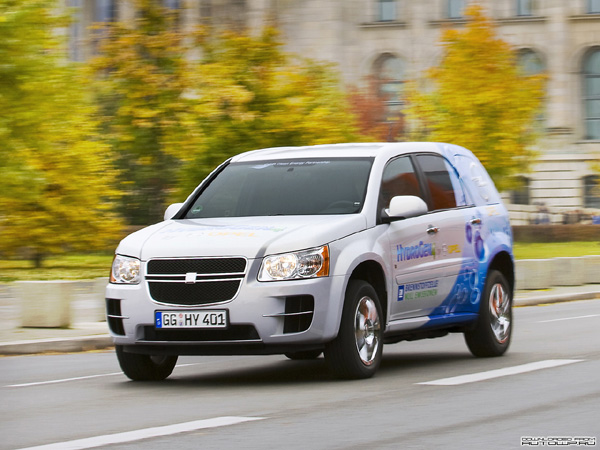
[91,4,362,211]
[0,0,122,267]
[404,5,546,190]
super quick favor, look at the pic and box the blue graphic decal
[465,223,473,243]
[474,231,486,261]
[400,280,440,301]
[423,208,513,326]
[396,241,436,262]
[397,285,405,301]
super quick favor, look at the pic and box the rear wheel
[464,270,512,357]
[325,280,383,379]
[116,345,178,381]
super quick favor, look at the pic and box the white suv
[107,142,514,380]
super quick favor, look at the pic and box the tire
[464,270,512,357]
[116,345,178,381]
[325,280,383,379]
[284,350,323,360]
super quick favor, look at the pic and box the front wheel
[116,345,178,381]
[464,270,512,357]
[325,280,383,379]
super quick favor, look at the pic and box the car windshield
[184,158,374,218]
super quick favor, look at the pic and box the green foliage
[180,27,361,195]
[91,6,361,216]
[0,0,122,267]
[404,5,546,190]
[89,0,198,225]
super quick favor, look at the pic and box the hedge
[512,225,600,243]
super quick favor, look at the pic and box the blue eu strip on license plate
[155,310,228,329]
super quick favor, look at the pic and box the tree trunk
[33,252,44,269]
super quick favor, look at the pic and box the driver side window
[378,156,425,213]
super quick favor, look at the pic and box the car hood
[116,215,368,260]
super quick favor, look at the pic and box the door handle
[426,226,440,235]
[470,218,482,225]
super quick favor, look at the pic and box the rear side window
[415,154,467,210]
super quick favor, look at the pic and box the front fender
[323,226,391,338]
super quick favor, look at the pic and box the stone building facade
[68,0,600,222]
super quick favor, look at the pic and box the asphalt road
[2,299,599,450]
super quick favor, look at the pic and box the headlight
[110,255,141,284]
[258,245,329,281]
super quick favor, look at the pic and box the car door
[379,156,447,320]
[411,153,479,317]
[383,153,480,321]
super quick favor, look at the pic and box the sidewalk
[1,284,599,356]
[0,280,112,356]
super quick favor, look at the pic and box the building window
[377,0,396,21]
[588,0,600,14]
[68,0,83,61]
[517,49,544,75]
[583,48,600,140]
[517,49,545,128]
[90,0,117,57]
[200,0,212,21]
[374,54,406,120]
[164,0,181,9]
[94,0,117,22]
[447,0,464,19]
[516,0,533,16]
[510,177,530,205]
[583,175,600,208]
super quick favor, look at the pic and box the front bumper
[105,261,346,356]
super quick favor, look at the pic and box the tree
[92,4,362,211]
[0,0,122,267]
[348,76,405,142]
[90,0,200,225]
[178,27,362,196]
[404,5,545,189]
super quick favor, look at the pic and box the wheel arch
[348,260,388,323]
[487,250,515,296]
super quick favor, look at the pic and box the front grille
[146,257,247,306]
[148,280,241,305]
[148,258,246,275]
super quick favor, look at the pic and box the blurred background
[1,0,599,274]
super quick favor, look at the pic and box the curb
[514,290,600,307]
[0,335,113,356]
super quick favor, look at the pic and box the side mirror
[383,195,428,222]
[164,203,184,221]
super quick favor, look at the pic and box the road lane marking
[418,359,584,386]
[5,372,123,388]
[4,363,202,388]
[538,314,600,323]
[15,416,266,450]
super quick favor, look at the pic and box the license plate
[155,310,228,329]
